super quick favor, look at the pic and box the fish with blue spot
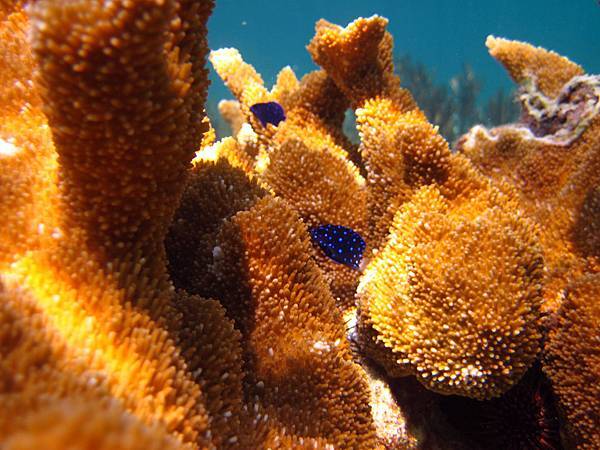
[309,224,366,270]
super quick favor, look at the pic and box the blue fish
[249,101,286,127]
[309,224,366,269]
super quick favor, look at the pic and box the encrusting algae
[0,1,598,449]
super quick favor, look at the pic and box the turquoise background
[207,0,600,105]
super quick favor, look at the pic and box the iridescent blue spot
[249,101,286,127]
[309,224,366,270]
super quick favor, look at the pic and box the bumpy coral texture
[211,15,545,400]
[210,47,368,311]
[1,0,216,447]
[457,36,599,447]
[543,275,600,449]
[3,1,598,448]
[213,196,377,447]
[458,38,600,313]
[357,185,543,399]
[484,36,584,98]
[210,14,597,443]
[0,2,379,449]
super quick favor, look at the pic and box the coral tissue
[1,1,598,449]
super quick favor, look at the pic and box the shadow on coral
[438,364,562,450]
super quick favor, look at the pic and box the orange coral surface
[1,1,598,449]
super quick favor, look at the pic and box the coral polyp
[1,1,598,448]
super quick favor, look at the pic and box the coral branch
[29,0,211,264]
[357,184,543,399]
[486,36,584,98]
[211,196,378,448]
[458,41,600,313]
[543,274,600,449]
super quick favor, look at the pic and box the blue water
[207,0,600,109]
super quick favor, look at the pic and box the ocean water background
[207,0,599,133]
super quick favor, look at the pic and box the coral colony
[0,1,598,449]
